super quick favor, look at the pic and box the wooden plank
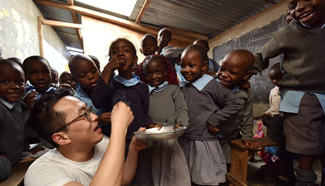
[67,0,84,50]
[230,138,279,151]
[36,0,196,43]
[228,173,248,186]
[38,16,44,57]
[41,19,83,29]
[229,147,249,184]
[166,25,209,40]
[135,0,152,24]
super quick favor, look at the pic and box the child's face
[158,30,171,48]
[180,50,206,82]
[217,53,251,89]
[26,60,51,92]
[0,64,25,103]
[141,37,157,56]
[111,40,137,73]
[72,59,99,91]
[144,60,166,87]
[269,69,282,86]
[60,73,76,89]
[288,0,325,27]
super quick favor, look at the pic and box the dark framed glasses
[54,107,95,133]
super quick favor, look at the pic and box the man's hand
[207,124,220,135]
[129,128,148,152]
[111,101,134,129]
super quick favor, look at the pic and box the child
[91,38,152,185]
[254,0,325,185]
[140,34,158,57]
[214,49,260,167]
[179,45,242,185]
[68,54,112,135]
[22,56,55,110]
[193,39,219,74]
[157,28,172,54]
[0,60,29,180]
[137,34,178,85]
[92,38,152,143]
[50,68,59,87]
[142,55,191,186]
[265,63,282,116]
[89,55,101,72]
[59,71,76,90]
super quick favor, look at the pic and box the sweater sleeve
[141,84,153,127]
[207,82,243,127]
[238,89,254,140]
[254,31,283,73]
[172,86,189,127]
[91,77,115,108]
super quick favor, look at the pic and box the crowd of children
[0,0,324,185]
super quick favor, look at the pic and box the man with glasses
[24,88,147,186]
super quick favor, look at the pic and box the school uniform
[0,98,29,164]
[218,87,254,163]
[179,74,242,185]
[255,21,325,155]
[148,82,191,186]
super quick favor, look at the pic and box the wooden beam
[41,19,83,29]
[135,0,152,24]
[67,0,84,50]
[38,16,44,57]
[36,0,195,43]
[165,25,208,40]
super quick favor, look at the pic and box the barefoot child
[179,45,242,185]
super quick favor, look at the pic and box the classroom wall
[208,1,288,116]
[0,0,69,73]
[81,15,190,71]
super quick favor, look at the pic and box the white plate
[134,126,186,141]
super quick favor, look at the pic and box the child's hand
[207,124,220,135]
[173,123,183,130]
[98,112,111,123]
[242,139,262,150]
[130,128,148,152]
[103,56,124,72]
[148,123,163,129]
[24,91,39,110]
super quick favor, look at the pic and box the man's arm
[121,131,147,185]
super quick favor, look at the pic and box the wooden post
[38,16,44,57]
[135,0,152,23]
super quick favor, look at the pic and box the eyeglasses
[55,107,95,133]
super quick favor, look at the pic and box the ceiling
[34,0,283,52]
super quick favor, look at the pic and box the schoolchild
[179,45,242,185]
[254,0,325,184]
[69,54,111,135]
[0,60,29,180]
[142,54,191,186]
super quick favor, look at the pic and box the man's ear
[52,132,71,146]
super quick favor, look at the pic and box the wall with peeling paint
[0,0,69,73]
